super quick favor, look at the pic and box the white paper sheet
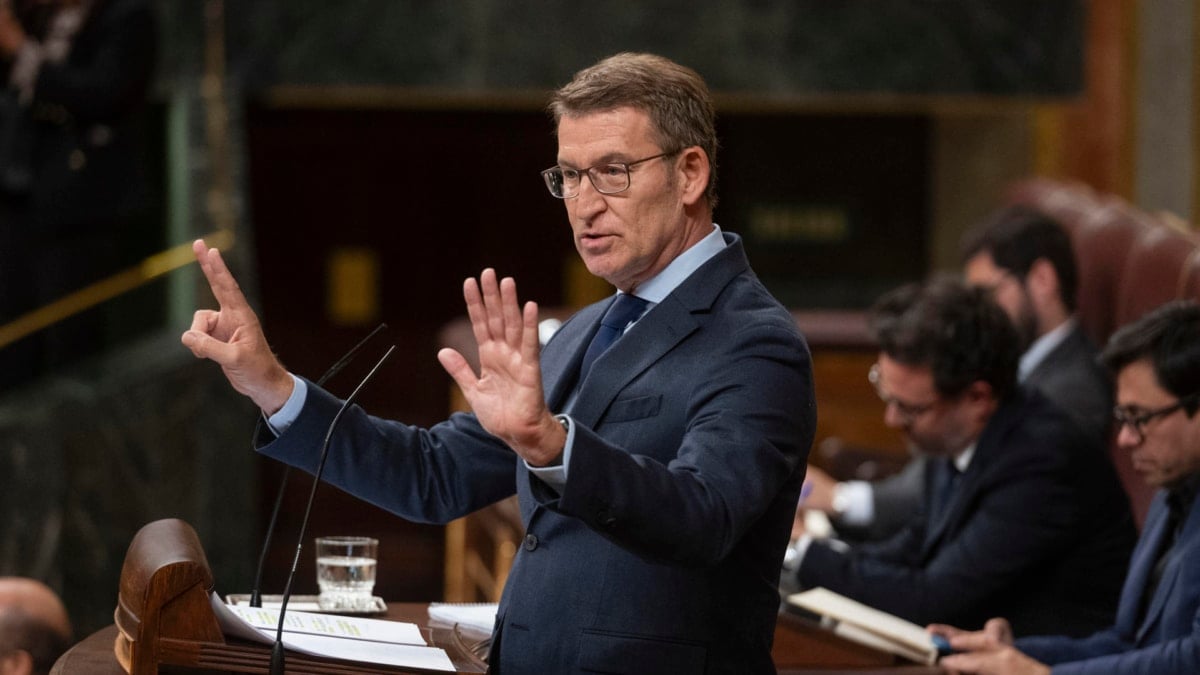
[211,592,456,671]
[427,602,498,634]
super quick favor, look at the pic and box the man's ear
[963,380,998,419]
[0,649,34,675]
[676,146,710,207]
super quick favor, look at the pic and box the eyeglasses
[869,363,938,424]
[1113,393,1198,444]
[540,150,679,199]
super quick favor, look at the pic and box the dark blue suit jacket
[1017,489,1200,673]
[797,390,1135,637]
[261,233,816,674]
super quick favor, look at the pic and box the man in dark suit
[961,206,1112,441]
[790,278,1134,637]
[802,207,1111,542]
[933,300,1200,674]
[182,53,815,674]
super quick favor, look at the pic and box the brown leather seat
[1005,178,1200,528]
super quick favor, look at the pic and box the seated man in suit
[788,277,1134,637]
[0,577,73,675]
[802,207,1112,542]
[183,52,815,674]
[933,300,1200,674]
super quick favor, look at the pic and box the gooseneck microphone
[270,343,396,675]
[248,324,388,608]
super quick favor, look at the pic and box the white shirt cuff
[833,480,875,526]
[265,374,306,435]
[524,414,572,493]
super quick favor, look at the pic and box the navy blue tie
[930,459,961,525]
[579,294,649,380]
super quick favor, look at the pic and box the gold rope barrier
[0,229,235,351]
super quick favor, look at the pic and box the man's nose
[1115,421,1141,451]
[572,175,607,215]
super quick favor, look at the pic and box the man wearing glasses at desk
[183,52,814,674]
[933,300,1200,674]
[788,277,1133,638]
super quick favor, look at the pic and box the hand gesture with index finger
[181,239,294,414]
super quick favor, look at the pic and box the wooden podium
[54,518,939,674]
[56,518,486,674]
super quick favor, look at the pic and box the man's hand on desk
[937,646,1050,675]
[928,617,1015,648]
[928,618,1049,675]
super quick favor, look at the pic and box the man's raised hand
[181,239,293,414]
[437,269,565,466]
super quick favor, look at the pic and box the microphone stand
[248,324,387,608]
[270,344,396,675]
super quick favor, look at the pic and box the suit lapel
[1118,493,1168,634]
[1136,491,1200,643]
[543,232,749,429]
[920,395,1023,557]
[1023,325,1083,389]
[542,303,604,411]
[568,295,698,429]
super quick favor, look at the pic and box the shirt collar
[1018,317,1077,382]
[953,443,977,473]
[624,224,725,305]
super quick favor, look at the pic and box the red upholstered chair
[1004,179,1199,529]
[1004,179,1145,345]
[1105,218,1199,525]
[1065,202,1149,346]
[1114,219,1200,329]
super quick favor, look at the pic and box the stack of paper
[211,592,456,671]
[427,602,498,634]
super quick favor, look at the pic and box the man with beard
[800,208,1111,542]
[788,278,1134,637]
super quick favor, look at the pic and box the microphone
[270,343,396,675]
[249,323,387,608]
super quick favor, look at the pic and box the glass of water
[315,535,378,611]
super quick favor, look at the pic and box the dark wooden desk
[56,603,943,675]
[53,602,486,674]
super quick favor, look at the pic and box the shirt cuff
[265,374,306,435]
[833,480,875,526]
[524,414,573,493]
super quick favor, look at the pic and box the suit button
[597,510,617,528]
[523,534,538,551]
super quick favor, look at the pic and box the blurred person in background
[0,577,72,675]
[0,0,156,387]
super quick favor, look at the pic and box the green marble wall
[222,0,1083,95]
